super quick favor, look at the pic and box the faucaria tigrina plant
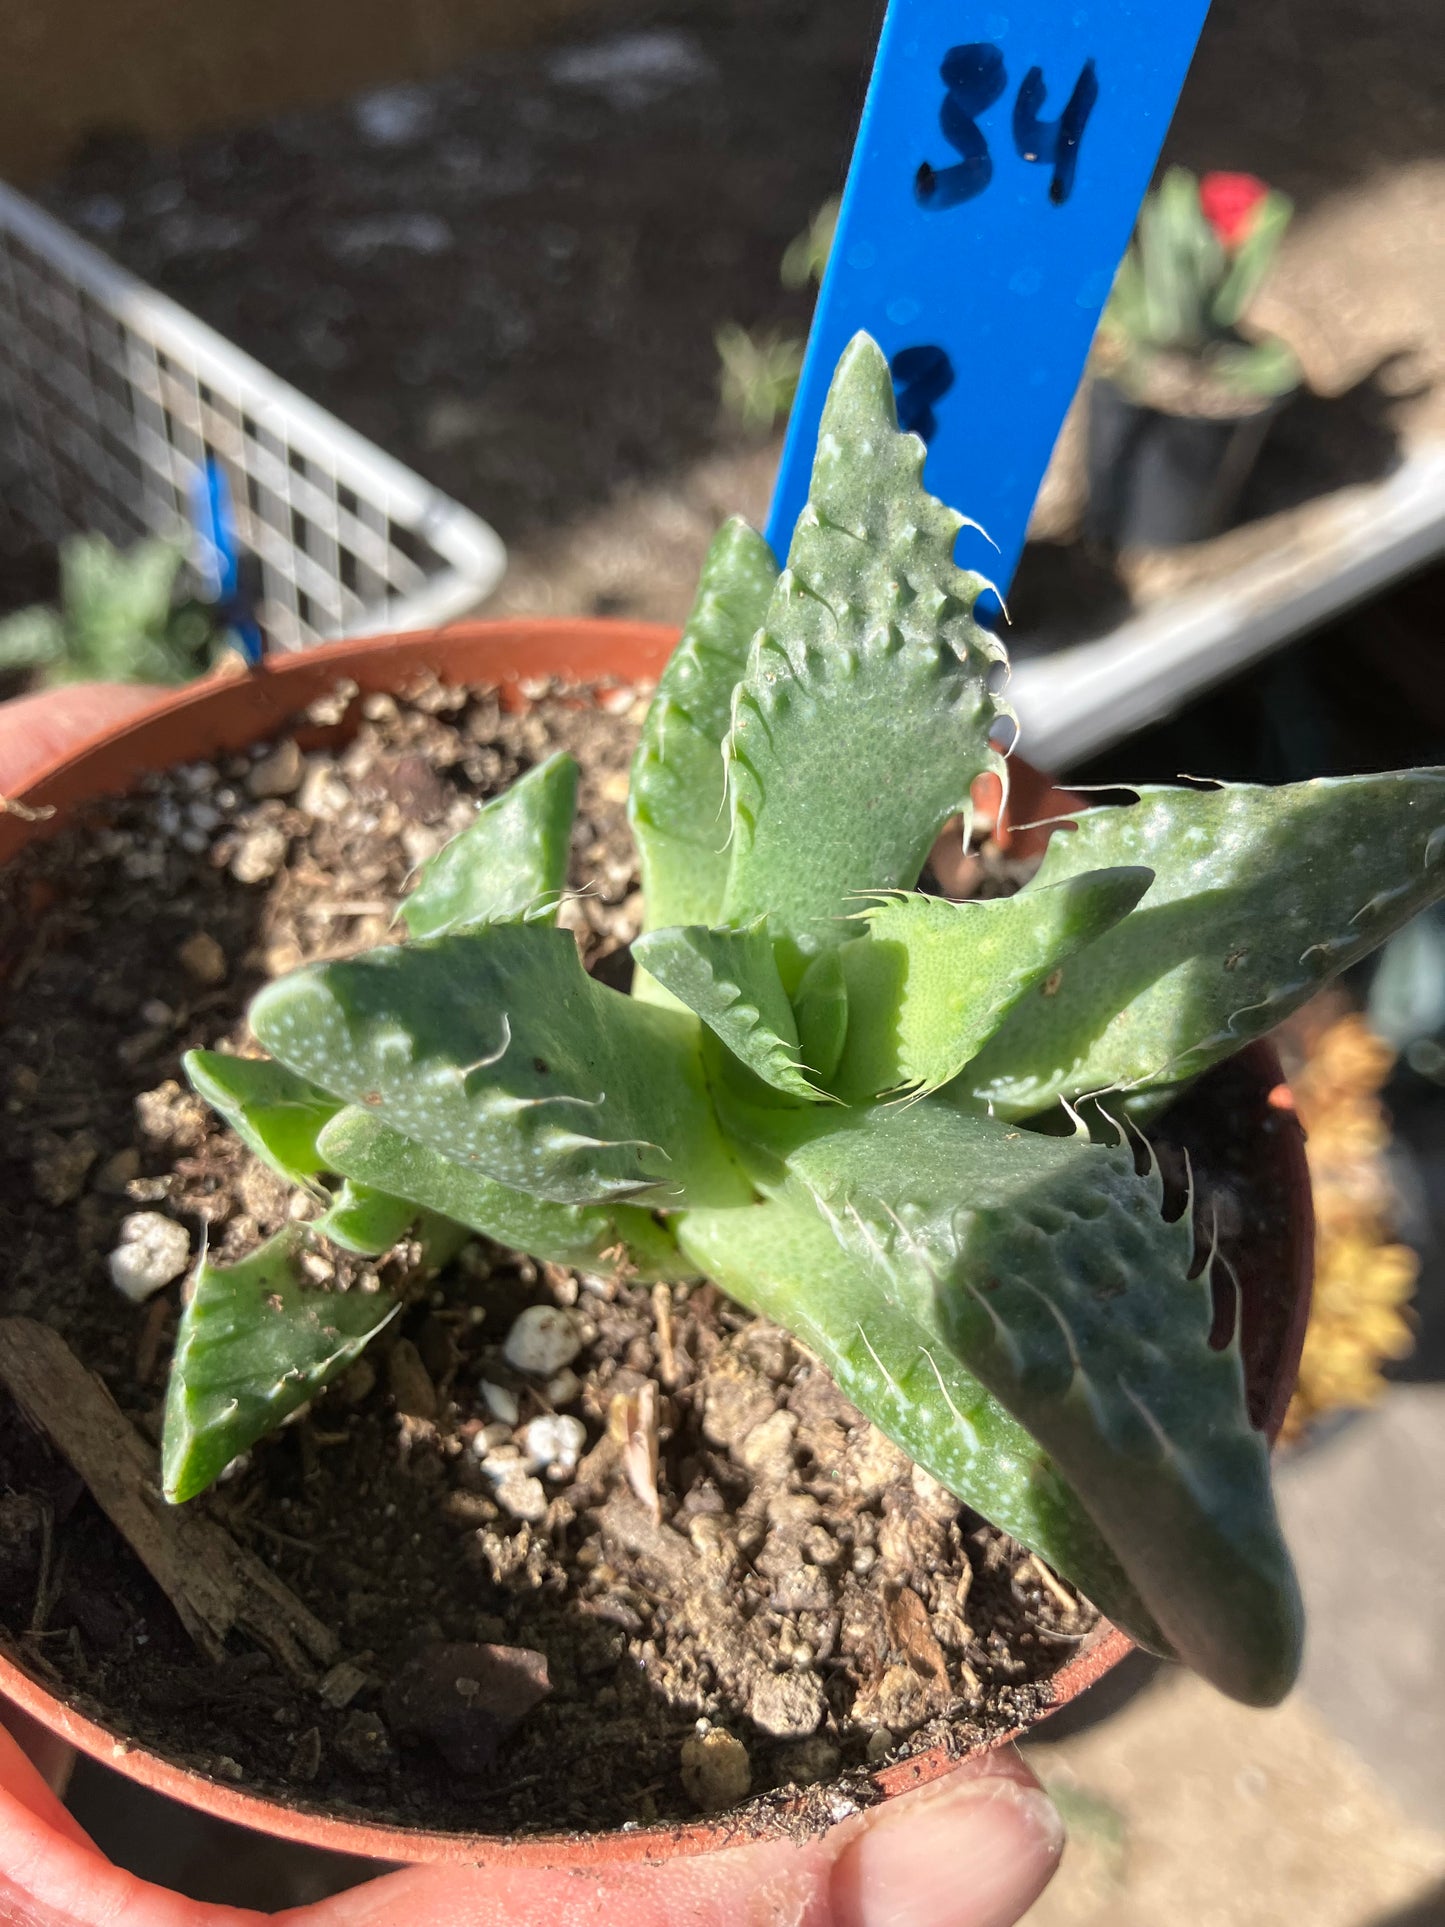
[166,334,1445,1708]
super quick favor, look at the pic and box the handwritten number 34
[915,44,1099,210]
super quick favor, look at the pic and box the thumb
[292,1750,1063,1927]
[828,1755,1064,1927]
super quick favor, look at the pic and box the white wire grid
[0,183,505,650]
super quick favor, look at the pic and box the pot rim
[0,618,1311,1867]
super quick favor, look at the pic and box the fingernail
[832,1772,1065,1927]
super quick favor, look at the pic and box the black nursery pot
[1085,374,1290,549]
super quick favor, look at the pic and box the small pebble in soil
[298,758,351,821]
[478,1454,549,1522]
[387,1339,438,1420]
[246,739,304,798]
[178,931,228,985]
[382,1642,551,1776]
[746,1669,827,1739]
[480,1380,519,1425]
[503,1304,582,1376]
[544,1366,582,1407]
[521,1413,586,1475]
[333,1707,395,1777]
[229,824,289,884]
[93,1147,141,1196]
[31,1129,100,1206]
[107,1211,191,1302]
[680,1724,752,1814]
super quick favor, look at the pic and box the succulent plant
[1101,166,1299,403]
[165,333,1445,1709]
[0,533,225,688]
[716,196,838,433]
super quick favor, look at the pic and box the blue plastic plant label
[191,457,265,664]
[767,0,1212,592]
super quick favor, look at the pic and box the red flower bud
[1199,172,1271,248]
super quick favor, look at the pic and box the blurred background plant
[714,321,806,435]
[1279,1007,1420,1443]
[716,194,838,434]
[0,531,228,688]
[1099,166,1300,409]
[1368,902,1445,1086]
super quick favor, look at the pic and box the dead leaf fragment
[609,1380,661,1522]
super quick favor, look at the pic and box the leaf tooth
[919,1345,982,1454]
[854,1321,905,1398]
[1114,1381,1175,1464]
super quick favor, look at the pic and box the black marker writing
[1012,59,1099,204]
[915,43,1007,209]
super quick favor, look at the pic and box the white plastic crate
[0,182,505,651]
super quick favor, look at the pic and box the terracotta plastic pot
[0,620,1313,1915]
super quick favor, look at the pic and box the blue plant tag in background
[766,0,1212,598]
[190,457,265,665]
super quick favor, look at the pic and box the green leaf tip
[161,1226,397,1504]
[309,1181,419,1256]
[183,1049,339,1187]
[317,1106,692,1281]
[719,333,1013,967]
[793,948,849,1083]
[833,866,1154,1104]
[629,517,778,934]
[401,750,578,939]
[632,919,824,1102]
[763,1098,1302,1706]
[966,769,1445,1119]
[677,1191,1169,1655]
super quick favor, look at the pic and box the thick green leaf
[964,771,1445,1120]
[1209,335,1300,400]
[318,1106,692,1280]
[400,751,577,939]
[676,1193,1168,1653]
[629,517,778,932]
[755,1098,1301,1706]
[310,1182,419,1256]
[250,922,749,1209]
[792,947,849,1082]
[183,1049,340,1186]
[632,920,819,1101]
[719,335,1010,970]
[162,1227,398,1503]
[834,869,1153,1103]
[1212,188,1293,329]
